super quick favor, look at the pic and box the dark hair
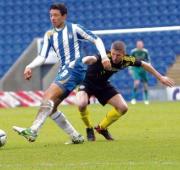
[111,41,126,51]
[49,3,68,15]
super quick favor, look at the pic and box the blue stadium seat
[0,0,179,101]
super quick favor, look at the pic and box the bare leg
[76,91,95,141]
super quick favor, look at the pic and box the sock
[79,109,93,128]
[51,111,79,138]
[132,87,137,100]
[99,108,122,129]
[144,89,148,101]
[30,100,54,133]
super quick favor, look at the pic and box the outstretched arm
[141,61,174,87]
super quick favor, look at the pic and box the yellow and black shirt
[85,51,142,83]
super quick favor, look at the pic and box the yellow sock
[79,109,93,128]
[99,108,122,129]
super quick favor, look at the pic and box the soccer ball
[0,129,7,147]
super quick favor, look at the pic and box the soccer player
[13,3,111,144]
[76,41,174,141]
[129,40,151,104]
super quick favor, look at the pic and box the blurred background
[0,0,180,107]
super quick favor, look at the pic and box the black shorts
[78,79,118,105]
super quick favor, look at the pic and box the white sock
[51,111,79,138]
[30,100,54,133]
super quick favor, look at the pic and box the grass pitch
[0,101,180,170]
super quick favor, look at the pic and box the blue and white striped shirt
[40,22,98,69]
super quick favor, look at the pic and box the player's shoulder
[123,55,135,62]
[45,28,55,38]
[73,23,88,31]
[66,21,75,27]
[142,48,149,53]
[131,48,138,53]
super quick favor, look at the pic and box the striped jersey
[39,22,98,69]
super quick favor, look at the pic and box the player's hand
[102,58,111,70]
[24,67,32,80]
[160,76,175,87]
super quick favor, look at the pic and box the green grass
[0,101,180,170]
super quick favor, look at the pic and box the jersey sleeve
[75,24,98,42]
[146,50,151,63]
[75,24,108,60]
[123,56,142,67]
[95,51,109,62]
[39,31,52,58]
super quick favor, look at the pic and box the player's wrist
[101,57,110,63]
[25,65,32,70]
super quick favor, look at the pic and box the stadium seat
[0,0,179,101]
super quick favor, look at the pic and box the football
[0,129,7,147]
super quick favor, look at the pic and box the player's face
[50,9,67,28]
[111,48,125,64]
[136,41,144,49]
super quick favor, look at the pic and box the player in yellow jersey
[76,41,174,141]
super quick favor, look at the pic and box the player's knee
[118,103,128,115]
[134,80,140,87]
[76,97,88,112]
[40,99,54,115]
[41,99,54,108]
[78,102,88,112]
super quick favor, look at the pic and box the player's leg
[143,82,149,104]
[93,84,123,140]
[40,67,85,144]
[131,68,139,104]
[13,83,63,142]
[99,93,128,128]
[142,71,149,104]
[131,79,140,104]
[13,66,85,143]
[51,107,84,144]
[76,90,91,127]
[50,67,85,144]
[76,88,95,141]
[95,93,128,140]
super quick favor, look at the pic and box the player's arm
[24,32,50,80]
[75,24,111,70]
[128,50,135,75]
[82,56,97,65]
[24,56,46,80]
[93,37,111,70]
[145,49,151,63]
[141,61,174,87]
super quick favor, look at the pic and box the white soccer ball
[0,129,7,147]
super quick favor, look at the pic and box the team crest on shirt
[46,30,54,38]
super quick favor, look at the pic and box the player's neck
[55,22,65,30]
